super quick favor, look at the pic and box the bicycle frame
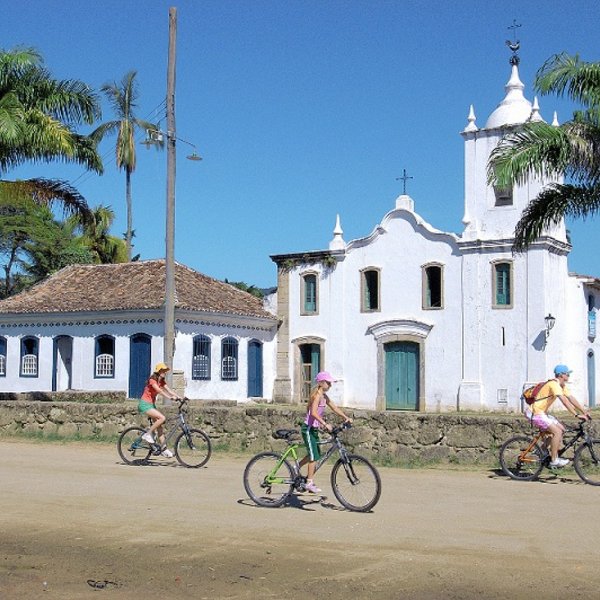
[521,421,593,464]
[265,427,351,487]
[145,401,191,448]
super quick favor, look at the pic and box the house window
[221,337,238,380]
[302,273,318,315]
[95,335,115,378]
[423,264,443,309]
[494,186,513,207]
[0,336,6,377]
[20,336,38,377]
[493,262,513,308]
[192,335,211,380]
[361,268,380,312]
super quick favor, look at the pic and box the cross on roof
[395,169,413,195]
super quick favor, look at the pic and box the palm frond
[513,183,600,251]
[536,53,600,109]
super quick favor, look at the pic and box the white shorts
[524,408,561,431]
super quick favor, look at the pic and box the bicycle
[499,418,600,485]
[243,422,382,512]
[117,398,211,468]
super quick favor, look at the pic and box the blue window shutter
[496,264,511,305]
[304,275,317,312]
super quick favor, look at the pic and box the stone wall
[0,400,553,465]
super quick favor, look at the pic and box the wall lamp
[545,313,556,340]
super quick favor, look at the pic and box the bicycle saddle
[274,429,299,440]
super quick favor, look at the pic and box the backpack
[521,380,552,405]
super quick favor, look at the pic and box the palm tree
[67,204,128,264]
[488,53,600,251]
[0,47,102,222]
[91,71,161,260]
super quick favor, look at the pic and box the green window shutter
[304,274,317,312]
[495,263,511,305]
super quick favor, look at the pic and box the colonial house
[270,55,600,412]
[0,260,278,401]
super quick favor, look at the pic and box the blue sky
[2,0,599,287]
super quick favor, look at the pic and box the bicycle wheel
[174,428,212,468]
[330,454,382,512]
[573,439,600,486]
[243,452,294,508]
[117,427,152,465]
[499,435,544,481]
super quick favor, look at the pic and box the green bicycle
[243,422,382,512]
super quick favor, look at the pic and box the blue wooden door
[385,341,419,410]
[588,350,596,408]
[248,340,263,397]
[129,334,151,399]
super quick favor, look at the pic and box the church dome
[484,63,532,129]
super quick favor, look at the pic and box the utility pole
[164,6,177,384]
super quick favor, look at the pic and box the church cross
[396,169,413,195]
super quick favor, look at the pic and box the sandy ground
[1,439,599,600]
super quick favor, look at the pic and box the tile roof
[0,260,275,320]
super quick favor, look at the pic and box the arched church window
[301,272,318,315]
[422,264,444,309]
[493,262,513,308]
[361,268,380,312]
[494,186,513,207]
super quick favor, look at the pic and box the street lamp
[545,313,556,341]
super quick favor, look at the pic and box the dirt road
[1,438,599,599]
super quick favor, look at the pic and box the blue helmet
[554,364,572,376]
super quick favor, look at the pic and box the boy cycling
[525,364,591,468]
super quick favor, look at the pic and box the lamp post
[164,6,177,385]
[144,8,200,385]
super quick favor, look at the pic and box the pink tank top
[305,394,327,428]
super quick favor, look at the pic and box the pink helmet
[316,371,336,383]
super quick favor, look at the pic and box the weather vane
[506,19,522,66]
[395,169,413,195]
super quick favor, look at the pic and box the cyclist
[525,364,591,468]
[299,371,352,493]
[140,362,182,457]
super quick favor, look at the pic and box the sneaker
[161,448,174,458]
[549,457,569,468]
[142,432,155,444]
[304,481,322,494]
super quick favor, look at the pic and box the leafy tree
[0,197,92,296]
[488,53,600,251]
[91,71,161,260]
[0,47,102,222]
[224,279,265,299]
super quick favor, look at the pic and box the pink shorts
[524,409,560,431]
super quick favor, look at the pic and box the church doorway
[384,341,419,410]
[299,343,321,402]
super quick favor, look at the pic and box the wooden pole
[164,6,177,384]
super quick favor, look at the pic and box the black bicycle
[499,419,600,485]
[243,422,382,512]
[117,398,211,468]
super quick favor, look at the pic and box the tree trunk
[125,169,132,261]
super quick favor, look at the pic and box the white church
[270,52,600,412]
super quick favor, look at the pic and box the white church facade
[270,56,600,412]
